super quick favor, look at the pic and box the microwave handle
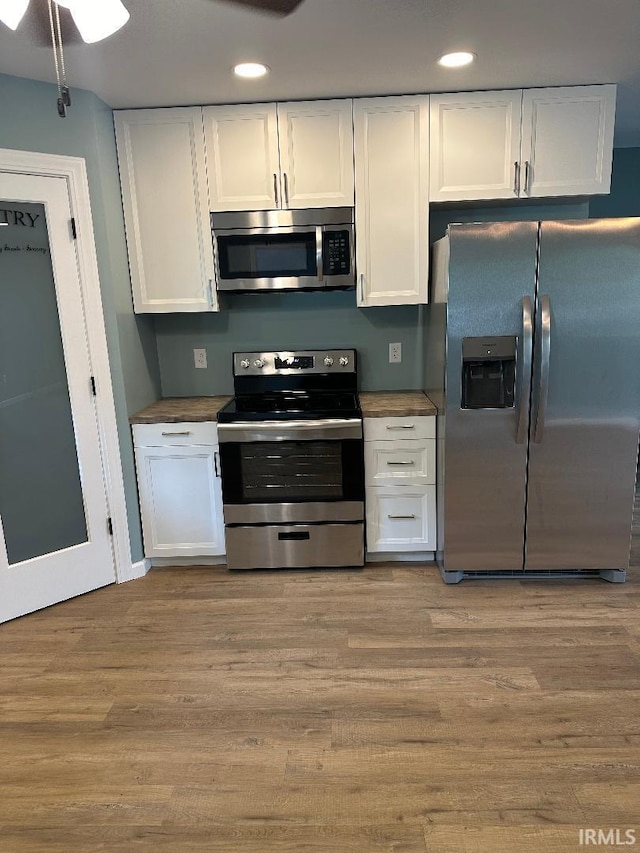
[316,226,324,282]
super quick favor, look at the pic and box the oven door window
[217,233,316,279]
[220,438,364,504]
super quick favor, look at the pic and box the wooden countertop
[129,396,232,425]
[131,391,436,424]
[359,391,437,418]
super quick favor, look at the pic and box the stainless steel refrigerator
[426,218,640,583]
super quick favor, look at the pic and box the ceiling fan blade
[215,0,305,16]
[25,0,83,47]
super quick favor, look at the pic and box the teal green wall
[155,293,424,394]
[0,72,161,564]
[589,148,640,218]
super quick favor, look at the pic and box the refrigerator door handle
[533,294,551,443]
[516,295,533,444]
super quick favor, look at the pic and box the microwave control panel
[323,231,351,275]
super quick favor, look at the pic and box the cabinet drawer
[364,416,435,442]
[365,439,435,486]
[366,485,436,552]
[132,421,218,447]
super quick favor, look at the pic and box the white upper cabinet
[204,99,354,211]
[430,90,522,202]
[114,108,217,314]
[203,103,281,211]
[277,100,354,208]
[429,84,616,202]
[520,85,616,198]
[354,96,430,307]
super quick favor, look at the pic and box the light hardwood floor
[1,499,639,852]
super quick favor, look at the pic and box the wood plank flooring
[1,499,639,851]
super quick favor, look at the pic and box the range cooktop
[217,391,361,423]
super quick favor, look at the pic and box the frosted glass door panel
[0,201,87,564]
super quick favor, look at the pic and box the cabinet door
[429,90,522,202]
[354,96,429,307]
[114,108,217,313]
[203,103,281,211]
[135,445,225,558]
[520,85,616,197]
[277,99,354,208]
[366,486,437,552]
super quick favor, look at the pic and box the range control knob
[240,359,250,369]
[253,358,265,369]
[339,356,349,367]
[323,356,334,367]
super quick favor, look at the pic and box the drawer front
[366,485,436,552]
[364,416,435,442]
[133,421,218,447]
[225,523,364,570]
[365,439,435,486]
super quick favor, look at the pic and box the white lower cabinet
[132,422,225,559]
[364,416,436,554]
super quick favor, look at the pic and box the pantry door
[0,171,115,623]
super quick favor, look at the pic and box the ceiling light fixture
[0,0,130,117]
[438,51,476,68]
[55,0,130,44]
[0,0,30,29]
[233,62,270,79]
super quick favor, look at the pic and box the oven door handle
[217,418,363,443]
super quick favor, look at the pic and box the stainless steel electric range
[217,349,364,570]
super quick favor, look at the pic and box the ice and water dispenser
[461,336,516,409]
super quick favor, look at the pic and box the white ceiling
[2,0,640,145]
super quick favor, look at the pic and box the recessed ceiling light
[233,62,270,79]
[438,51,476,69]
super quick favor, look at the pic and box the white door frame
[0,147,133,584]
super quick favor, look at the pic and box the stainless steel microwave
[211,207,355,292]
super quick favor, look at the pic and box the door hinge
[107,517,113,536]
[71,217,77,239]
[90,376,97,396]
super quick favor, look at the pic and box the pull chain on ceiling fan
[0,0,131,116]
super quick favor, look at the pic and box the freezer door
[443,221,538,571]
[525,218,640,571]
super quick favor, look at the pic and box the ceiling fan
[0,0,305,116]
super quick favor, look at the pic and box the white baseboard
[117,558,151,583]
[366,551,436,563]
[150,556,227,568]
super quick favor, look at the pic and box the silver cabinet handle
[214,450,220,478]
[316,226,324,281]
[283,172,289,206]
[273,173,279,207]
[161,431,192,437]
[514,161,521,196]
[516,295,533,444]
[359,273,365,303]
[533,294,551,443]
[207,278,214,308]
[524,160,531,195]
[386,424,415,430]
[388,514,416,520]
[386,460,415,466]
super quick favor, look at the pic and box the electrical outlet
[193,348,207,369]
[389,342,402,363]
